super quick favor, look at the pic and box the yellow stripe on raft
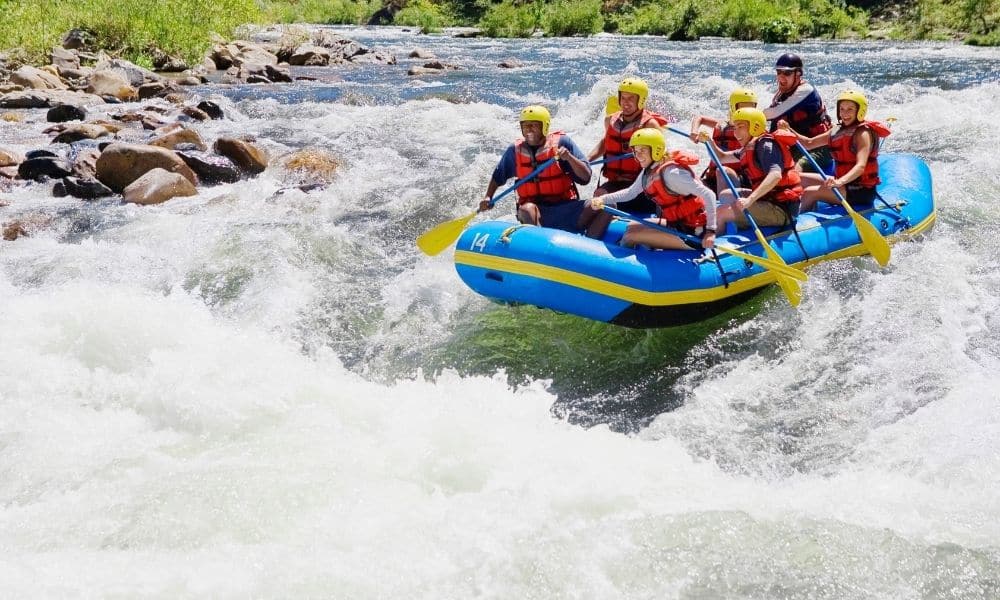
[455,250,776,306]
[455,211,935,307]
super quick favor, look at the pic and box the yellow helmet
[618,77,649,109]
[728,88,758,115]
[629,127,666,161]
[731,107,767,137]
[836,89,868,121]
[519,105,551,136]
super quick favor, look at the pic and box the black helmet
[775,53,803,72]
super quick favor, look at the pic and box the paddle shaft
[487,157,556,209]
[602,206,808,281]
[486,153,633,210]
[603,206,700,245]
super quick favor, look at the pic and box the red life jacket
[829,120,891,189]
[514,131,577,205]
[703,123,743,179]
[714,123,743,151]
[770,82,832,137]
[738,131,803,204]
[602,109,669,183]
[643,150,707,230]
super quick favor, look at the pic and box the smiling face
[632,144,653,168]
[775,69,800,94]
[837,100,859,125]
[520,120,544,145]
[732,120,752,144]
[618,91,641,116]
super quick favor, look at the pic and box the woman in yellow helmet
[779,89,891,211]
[589,128,717,250]
[585,77,669,212]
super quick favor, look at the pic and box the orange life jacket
[602,109,669,183]
[703,123,743,179]
[738,131,802,204]
[643,150,707,230]
[829,120,891,189]
[514,131,577,205]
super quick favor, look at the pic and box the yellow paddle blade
[416,211,477,256]
[606,94,620,115]
[752,228,803,307]
[720,246,808,282]
[843,202,891,267]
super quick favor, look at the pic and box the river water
[1,27,999,598]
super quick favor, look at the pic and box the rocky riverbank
[0,25,483,241]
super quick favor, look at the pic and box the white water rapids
[1,29,999,598]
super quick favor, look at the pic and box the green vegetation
[880,0,999,43]
[263,0,380,26]
[0,0,261,67]
[394,0,456,33]
[0,0,995,70]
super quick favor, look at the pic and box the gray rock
[46,104,87,123]
[18,156,74,181]
[177,150,241,184]
[63,176,113,199]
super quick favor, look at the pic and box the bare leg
[577,204,613,239]
[714,166,742,195]
[801,185,843,212]
[518,203,541,225]
[621,220,691,250]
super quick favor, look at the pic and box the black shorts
[845,186,877,207]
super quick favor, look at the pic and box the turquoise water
[1,26,999,598]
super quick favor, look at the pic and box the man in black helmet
[763,53,833,174]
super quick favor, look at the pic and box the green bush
[761,15,800,42]
[612,1,697,39]
[394,0,455,32]
[478,1,538,37]
[263,0,379,25]
[543,0,604,36]
[0,0,262,67]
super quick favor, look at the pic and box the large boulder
[46,123,117,144]
[149,126,206,151]
[18,156,73,181]
[177,150,240,184]
[46,103,87,122]
[95,142,197,192]
[11,66,67,90]
[122,168,197,205]
[50,47,80,71]
[63,176,114,200]
[0,148,21,168]
[86,69,137,101]
[0,90,104,109]
[213,137,268,175]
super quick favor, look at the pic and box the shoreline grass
[0,0,995,71]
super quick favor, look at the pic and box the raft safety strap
[875,193,911,229]
[500,224,527,244]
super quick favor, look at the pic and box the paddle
[602,206,807,281]
[795,140,890,267]
[701,137,804,307]
[417,153,635,256]
[417,157,556,256]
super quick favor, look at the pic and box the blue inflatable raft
[453,153,935,328]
